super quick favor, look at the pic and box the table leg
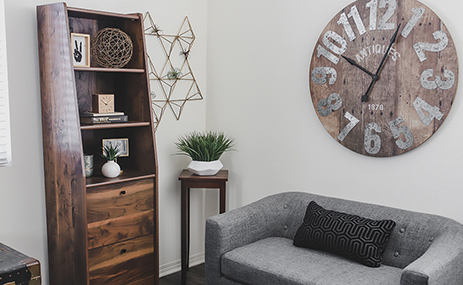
[187,188,190,269]
[219,182,226,214]
[181,184,190,285]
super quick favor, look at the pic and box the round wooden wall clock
[309,0,458,157]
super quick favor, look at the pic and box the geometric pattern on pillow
[293,201,396,267]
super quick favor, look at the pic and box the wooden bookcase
[36,3,159,284]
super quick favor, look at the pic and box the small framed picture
[102,138,129,157]
[71,33,90,67]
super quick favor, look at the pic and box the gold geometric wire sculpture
[144,13,203,131]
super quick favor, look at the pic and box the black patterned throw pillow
[293,201,396,267]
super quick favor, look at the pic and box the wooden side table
[178,169,228,285]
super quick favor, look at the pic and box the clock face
[94,94,115,113]
[309,0,458,157]
[100,95,114,113]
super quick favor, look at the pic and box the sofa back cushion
[277,192,459,269]
[293,201,396,267]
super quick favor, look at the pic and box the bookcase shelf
[86,171,156,188]
[37,2,159,285]
[74,67,145,73]
[80,121,151,130]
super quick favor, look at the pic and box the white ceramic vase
[187,160,223,176]
[101,160,121,178]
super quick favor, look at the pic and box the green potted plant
[101,144,121,178]
[175,131,235,176]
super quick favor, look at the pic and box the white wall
[1,0,463,284]
[207,0,463,223]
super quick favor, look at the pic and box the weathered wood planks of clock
[309,0,458,157]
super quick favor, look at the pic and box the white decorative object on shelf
[101,160,121,178]
[187,160,223,176]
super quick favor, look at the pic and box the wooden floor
[159,263,205,285]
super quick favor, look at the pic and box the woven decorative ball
[91,28,133,68]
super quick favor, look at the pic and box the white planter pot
[187,160,223,176]
[101,160,121,178]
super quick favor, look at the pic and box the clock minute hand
[342,55,375,79]
[374,23,401,76]
[362,23,401,102]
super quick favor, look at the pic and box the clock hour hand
[361,78,376,102]
[342,55,375,78]
[101,98,113,105]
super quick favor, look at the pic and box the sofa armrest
[401,228,463,285]
[205,194,292,284]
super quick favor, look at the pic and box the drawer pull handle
[120,190,126,195]
[120,249,127,254]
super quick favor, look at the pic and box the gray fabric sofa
[205,192,463,285]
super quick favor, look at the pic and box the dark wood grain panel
[89,256,155,285]
[87,179,154,223]
[121,13,145,70]
[88,210,154,249]
[89,234,155,285]
[88,234,154,272]
[86,172,156,188]
[74,67,145,73]
[67,7,140,21]
[37,3,88,284]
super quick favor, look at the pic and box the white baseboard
[159,252,205,278]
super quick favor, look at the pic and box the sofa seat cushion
[221,237,402,285]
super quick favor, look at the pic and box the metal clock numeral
[366,0,397,30]
[348,6,367,36]
[337,13,356,41]
[378,0,397,30]
[337,6,366,41]
[317,93,342,117]
[316,45,339,65]
[316,31,348,65]
[364,123,381,154]
[366,0,378,30]
[401,7,425,38]
[420,69,455,90]
[337,112,359,141]
[413,97,444,126]
[323,31,348,55]
[413,31,449,62]
[311,67,337,85]
[388,117,414,150]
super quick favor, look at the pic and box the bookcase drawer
[87,178,154,223]
[88,234,155,285]
[88,209,154,249]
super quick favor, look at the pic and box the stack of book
[80,111,128,124]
